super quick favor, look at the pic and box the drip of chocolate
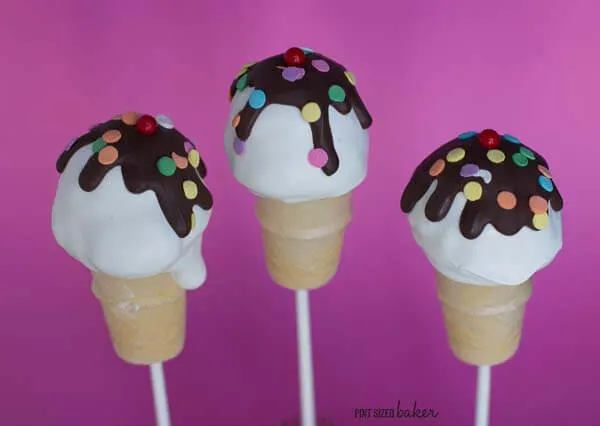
[56,113,213,238]
[228,48,373,176]
[400,130,563,239]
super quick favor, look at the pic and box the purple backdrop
[1,0,598,425]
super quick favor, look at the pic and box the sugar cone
[435,272,532,366]
[255,193,352,290]
[91,272,186,365]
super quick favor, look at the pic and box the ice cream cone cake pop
[52,112,213,365]
[401,129,563,366]
[225,47,373,290]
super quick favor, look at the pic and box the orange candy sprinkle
[529,196,548,214]
[497,191,517,210]
[232,115,241,128]
[102,130,122,144]
[172,152,189,169]
[121,112,138,125]
[98,146,119,165]
[537,165,552,179]
[429,159,445,177]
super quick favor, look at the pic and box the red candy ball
[136,115,158,135]
[283,47,306,66]
[478,129,500,149]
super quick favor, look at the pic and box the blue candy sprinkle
[538,175,554,192]
[248,89,266,109]
[300,47,314,53]
[503,134,521,144]
[458,131,477,139]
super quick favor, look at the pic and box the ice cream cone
[91,272,186,365]
[255,193,352,290]
[435,272,532,366]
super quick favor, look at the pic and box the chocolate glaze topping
[56,113,213,238]
[228,48,373,175]
[400,130,563,239]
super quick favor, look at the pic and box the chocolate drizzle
[228,49,373,175]
[56,114,213,238]
[400,132,563,239]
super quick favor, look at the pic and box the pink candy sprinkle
[308,148,328,167]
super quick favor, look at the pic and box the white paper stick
[150,363,171,426]
[295,290,317,426]
[475,365,491,426]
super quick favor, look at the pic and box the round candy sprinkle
[497,191,517,210]
[98,146,119,165]
[532,213,549,230]
[529,195,548,214]
[457,131,477,139]
[308,148,328,168]
[446,147,466,163]
[537,165,552,179]
[328,85,346,102]
[232,115,240,128]
[188,149,200,168]
[478,129,501,149]
[460,163,479,177]
[182,180,198,200]
[172,152,188,169]
[512,152,528,167]
[157,156,176,176]
[102,129,122,144]
[301,102,321,123]
[463,181,483,201]
[312,59,330,72]
[487,149,506,164]
[190,212,196,230]
[248,89,266,109]
[136,115,158,135]
[236,73,248,90]
[92,139,106,153]
[538,175,554,192]
[282,67,305,82]
[429,159,445,176]
[156,114,174,129]
[503,134,521,144]
[478,169,492,184]
[121,112,138,125]
[184,141,195,153]
[520,146,535,160]
[283,47,306,66]
[344,71,356,85]
[233,138,245,155]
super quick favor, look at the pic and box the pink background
[1,0,598,424]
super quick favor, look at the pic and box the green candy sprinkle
[328,85,346,102]
[157,156,176,176]
[236,74,248,91]
[512,152,528,167]
[520,146,535,160]
[92,139,106,153]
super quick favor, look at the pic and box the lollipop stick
[475,365,491,426]
[295,290,317,426]
[150,363,171,426]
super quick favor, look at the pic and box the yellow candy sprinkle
[301,102,321,123]
[463,181,483,201]
[487,149,506,164]
[237,62,254,77]
[188,149,200,168]
[182,180,198,199]
[446,147,466,163]
[344,71,356,85]
[532,213,549,230]
[191,212,196,230]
